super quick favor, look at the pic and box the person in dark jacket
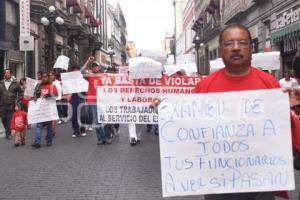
[0,69,21,139]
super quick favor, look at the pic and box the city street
[0,123,299,200]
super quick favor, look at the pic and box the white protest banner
[61,71,89,94]
[158,89,294,197]
[252,52,280,70]
[210,52,280,73]
[164,63,197,76]
[128,57,163,79]
[141,50,168,65]
[97,74,203,124]
[53,55,70,70]
[28,98,59,124]
[24,77,39,97]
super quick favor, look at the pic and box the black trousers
[71,100,85,135]
[0,104,14,137]
[57,99,68,119]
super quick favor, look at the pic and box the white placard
[28,98,59,124]
[129,57,163,79]
[252,52,280,70]
[164,63,197,76]
[61,71,89,94]
[53,55,70,70]
[159,89,294,197]
[24,77,38,97]
[141,50,168,65]
[210,52,281,73]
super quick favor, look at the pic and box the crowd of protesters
[1,24,300,200]
[0,57,149,149]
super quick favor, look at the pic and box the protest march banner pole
[158,89,294,197]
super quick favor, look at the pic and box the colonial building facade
[190,0,300,76]
[0,0,128,79]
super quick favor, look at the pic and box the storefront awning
[271,21,300,43]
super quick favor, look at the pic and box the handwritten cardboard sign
[158,89,294,197]
[28,98,59,124]
[53,55,70,70]
[61,71,89,94]
[24,77,38,97]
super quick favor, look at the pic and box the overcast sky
[108,0,174,53]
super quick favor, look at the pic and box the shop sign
[276,5,300,29]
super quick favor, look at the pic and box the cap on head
[92,61,101,67]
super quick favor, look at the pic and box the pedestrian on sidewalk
[68,63,87,138]
[10,102,27,147]
[0,69,22,139]
[81,56,112,145]
[31,72,58,149]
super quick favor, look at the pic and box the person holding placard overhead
[194,23,300,200]
[81,56,112,145]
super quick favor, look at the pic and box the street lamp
[193,32,204,74]
[40,6,64,70]
[108,47,115,68]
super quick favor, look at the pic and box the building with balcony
[107,2,127,67]
[270,0,300,72]
[173,0,188,62]
[0,0,105,79]
[220,0,300,76]
[0,0,24,79]
[192,0,222,74]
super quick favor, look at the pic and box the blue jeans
[34,121,53,144]
[90,104,110,141]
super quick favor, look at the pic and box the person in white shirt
[279,71,299,88]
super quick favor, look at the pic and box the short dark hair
[70,63,80,71]
[219,23,252,45]
[4,68,12,73]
